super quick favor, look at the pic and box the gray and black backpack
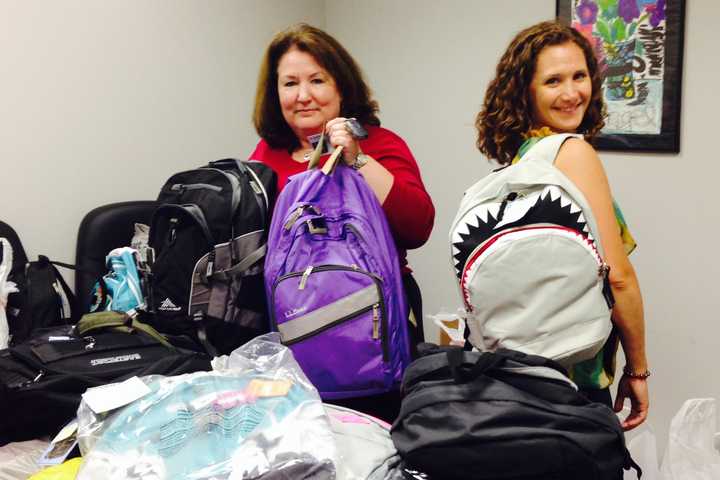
[148,158,276,355]
[449,134,614,367]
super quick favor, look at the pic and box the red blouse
[249,125,435,269]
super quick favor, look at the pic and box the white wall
[326,0,720,457]
[2,0,718,459]
[0,0,323,266]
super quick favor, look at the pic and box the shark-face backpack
[449,134,614,367]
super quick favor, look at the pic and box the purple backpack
[264,166,410,399]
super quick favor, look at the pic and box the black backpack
[1,221,80,344]
[391,347,641,480]
[147,158,277,355]
[0,311,211,445]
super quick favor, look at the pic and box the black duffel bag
[391,347,641,480]
[0,312,211,445]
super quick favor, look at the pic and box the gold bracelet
[622,366,651,379]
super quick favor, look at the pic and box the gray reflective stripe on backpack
[171,183,222,193]
[277,285,379,344]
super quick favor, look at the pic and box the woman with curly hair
[472,21,648,430]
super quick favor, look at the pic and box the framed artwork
[557,0,685,152]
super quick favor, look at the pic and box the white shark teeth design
[465,212,480,229]
[560,195,572,209]
[541,185,562,202]
[452,246,462,272]
[452,219,470,243]
[452,203,497,243]
[486,203,500,222]
[569,202,582,214]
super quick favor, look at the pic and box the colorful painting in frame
[557,0,685,152]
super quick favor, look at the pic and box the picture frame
[557,0,685,152]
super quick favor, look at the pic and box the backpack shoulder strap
[76,311,177,351]
[522,133,583,166]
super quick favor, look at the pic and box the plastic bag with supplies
[76,333,336,480]
[660,398,720,480]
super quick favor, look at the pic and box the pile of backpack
[0,154,413,439]
[0,142,643,479]
[0,158,279,444]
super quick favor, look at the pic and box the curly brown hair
[475,21,606,164]
[253,23,380,152]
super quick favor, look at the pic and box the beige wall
[2,0,718,457]
[0,0,324,266]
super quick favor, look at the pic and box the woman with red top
[250,23,434,421]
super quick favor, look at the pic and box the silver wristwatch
[351,152,369,170]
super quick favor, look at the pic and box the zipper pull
[168,217,179,244]
[284,206,306,230]
[372,304,380,339]
[599,263,615,309]
[298,266,314,290]
[249,180,262,195]
[496,192,519,223]
[33,370,45,383]
[206,250,216,278]
[598,262,610,278]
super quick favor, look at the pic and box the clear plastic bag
[76,333,336,479]
[660,398,720,479]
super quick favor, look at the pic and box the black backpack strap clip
[191,310,217,357]
[446,349,504,384]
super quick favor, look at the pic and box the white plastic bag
[660,398,720,479]
[625,426,661,480]
[0,238,19,348]
[614,404,662,480]
[0,439,49,480]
